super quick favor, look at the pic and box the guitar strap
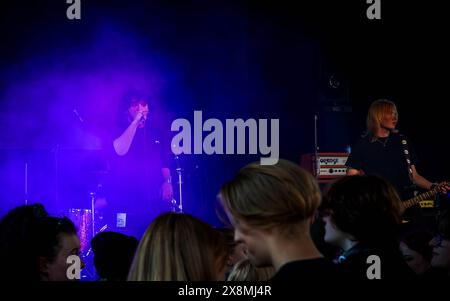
[399,134,415,185]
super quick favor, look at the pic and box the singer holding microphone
[345,99,449,224]
[108,91,173,237]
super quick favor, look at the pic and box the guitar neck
[402,189,439,210]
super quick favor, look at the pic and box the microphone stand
[314,114,320,180]
[176,167,183,213]
[172,155,184,213]
[89,192,96,238]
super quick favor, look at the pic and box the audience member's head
[36,216,82,281]
[319,176,416,279]
[430,210,450,274]
[220,159,322,270]
[321,175,402,251]
[227,258,275,281]
[127,212,228,281]
[0,203,49,280]
[399,229,433,275]
[0,203,83,281]
[91,231,138,281]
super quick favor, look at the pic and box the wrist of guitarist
[410,165,448,193]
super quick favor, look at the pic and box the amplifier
[300,152,349,180]
[319,167,348,177]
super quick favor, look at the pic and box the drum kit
[65,154,186,255]
[65,193,109,256]
[63,189,106,280]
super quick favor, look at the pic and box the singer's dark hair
[120,90,149,112]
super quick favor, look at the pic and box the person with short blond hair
[220,159,339,282]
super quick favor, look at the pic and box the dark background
[0,0,448,224]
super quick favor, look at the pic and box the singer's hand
[132,104,149,125]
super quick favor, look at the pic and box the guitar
[401,182,449,212]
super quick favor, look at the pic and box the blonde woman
[346,99,449,222]
[128,212,228,281]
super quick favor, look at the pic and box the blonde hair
[366,99,398,139]
[127,213,228,281]
[220,159,321,236]
[227,259,275,281]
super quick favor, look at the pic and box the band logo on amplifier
[300,152,349,182]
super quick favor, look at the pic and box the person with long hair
[399,229,433,276]
[346,99,448,222]
[127,212,228,281]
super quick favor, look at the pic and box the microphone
[139,111,148,124]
